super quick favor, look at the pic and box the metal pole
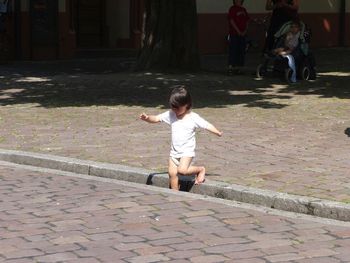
[14,0,21,59]
[339,0,346,46]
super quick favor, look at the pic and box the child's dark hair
[291,18,302,28]
[169,86,192,110]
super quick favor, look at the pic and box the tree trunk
[135,0,200,71]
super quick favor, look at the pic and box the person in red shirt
[227,0,250,75]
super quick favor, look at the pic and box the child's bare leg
[189,166,206,185]
[168,158,179,190]
[177,157,206,185]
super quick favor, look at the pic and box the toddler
[140,86,222,190]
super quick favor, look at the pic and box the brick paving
[0,48,349,204]
[1,163,350,262]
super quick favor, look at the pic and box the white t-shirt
[158,111,210,158]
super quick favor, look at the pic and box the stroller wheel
[256,64,267,79]
[300,65,311,80]
[309,68,317,80]
[285,68,293,83]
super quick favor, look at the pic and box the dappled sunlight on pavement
[0,48,350,203]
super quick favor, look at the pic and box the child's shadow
[147,172,195,191]
[345,128,350,137]
[147,172,219,192]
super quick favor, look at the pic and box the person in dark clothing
[264,0,299,52]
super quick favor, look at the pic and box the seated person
[265,0,299,52]
[272,19,301,82]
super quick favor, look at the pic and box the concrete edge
[0,149,349,222]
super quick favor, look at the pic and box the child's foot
[194,168,206,185]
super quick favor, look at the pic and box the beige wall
[20,0,66,12]
[196,0,266,14]
[196,0,348,14]
[58,0,66,12]
[300,0,340,13]
[106,0,130,47]
[20,0,29,11]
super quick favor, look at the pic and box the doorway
[30,0,58,59]
[75,0,106,48]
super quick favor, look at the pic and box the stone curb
[0,149,349,222]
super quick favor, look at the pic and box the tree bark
[135,0,200,71]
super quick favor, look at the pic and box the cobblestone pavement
[0,48,349,203]
[1,162,350,263]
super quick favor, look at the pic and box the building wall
[106,0,130,48]
[58,0,76,59]
[14,0,74,59]
[196,0,349,54]
[11,0,136,60]
[346,0,350,46]
[6,0,350,60]
[18,0,30,59]
[196,0,342,14]
[197,0,266,14]
[1,0,15,60]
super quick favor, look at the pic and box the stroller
[256,20,316,82]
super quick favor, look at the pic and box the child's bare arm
[230,19,242,36]
[139,113,161,123]
[206,123,223,137]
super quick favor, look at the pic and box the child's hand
[280,51,287,55]
[139,113,160,123]
[215,130,223,137]
[207,124,223,137]
[139,113,149,121]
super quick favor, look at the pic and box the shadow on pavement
[146,172,195,192]
[345,128,350,137]
[0,48,349,109]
